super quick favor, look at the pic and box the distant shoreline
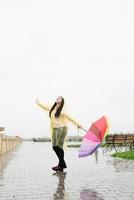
[23,133,134,142]
[24,136,83,142]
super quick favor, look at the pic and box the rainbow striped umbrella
[79,116,109,157]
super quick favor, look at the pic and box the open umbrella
[79,116,109,157]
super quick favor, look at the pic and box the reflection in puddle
[113,158,134,172]
[102,150,134,172]
[52,172,67,200]
[0,151,13,187]
[52,171,104,200]
[0,151,13,172]
[80,189,104,200]
[53,172,104,200]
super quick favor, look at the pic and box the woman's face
[55,96,62,105]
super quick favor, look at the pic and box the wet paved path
[0,142,134,200]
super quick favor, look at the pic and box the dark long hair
[49,97,64,118]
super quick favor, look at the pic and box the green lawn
[67,144,81,148]
[112,151,134,160]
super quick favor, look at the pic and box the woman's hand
[77,124,83,129]
[35,98,39,104]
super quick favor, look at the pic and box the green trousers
[51,127,67,149]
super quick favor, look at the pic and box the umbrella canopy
[79,116,109,157]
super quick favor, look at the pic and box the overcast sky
[0,0,134,138]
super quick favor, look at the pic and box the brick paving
[0,142,134,200]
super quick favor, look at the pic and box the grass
[67,144,81,148]
[101,143,110,147]
[112,151,134,160]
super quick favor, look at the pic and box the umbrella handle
[80,127,88,133]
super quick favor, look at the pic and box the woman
[36,96,82,172]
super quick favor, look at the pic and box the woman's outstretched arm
[63,113,83,128]
[35,99,50,112]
